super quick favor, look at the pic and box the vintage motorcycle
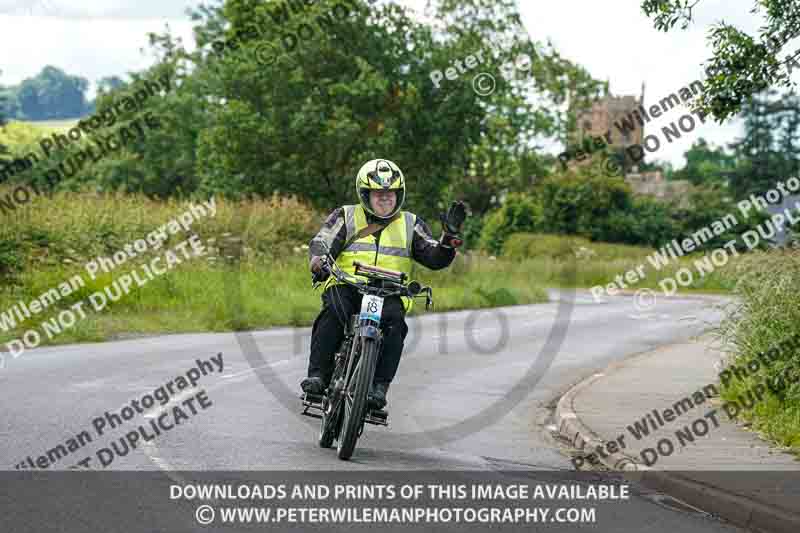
[300,253,433,460]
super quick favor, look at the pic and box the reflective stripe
[344,205,356,242]
[379,246,409,257]
[415,221,439,246]
[345,242,376,253]
[404,212,415,255]
[326,205,414,313]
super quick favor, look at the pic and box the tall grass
[0,191,550,348]
[715,248,800,452]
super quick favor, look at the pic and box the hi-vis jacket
[309,204,456,294]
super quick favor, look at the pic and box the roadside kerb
[555,348,800,533]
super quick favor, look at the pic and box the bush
[594,196,679,247]
[535,171,633,237]
[672,184,769,252]
[478,193,543,254]
[461,214,484,250]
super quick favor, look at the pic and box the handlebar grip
[407,281,422,296]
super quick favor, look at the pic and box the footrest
[300,392,324,405]
[300,392,324,418]
[365,408,388,426]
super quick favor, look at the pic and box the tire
[318,394,340,448]
[319,361,345,448]
[337,336,378,460]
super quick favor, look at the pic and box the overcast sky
[1,0,798,167]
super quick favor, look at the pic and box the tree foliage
[478,156,770,253]
[0,68,11,165]
[671,137,736,185]
[728,89,800,197]
[0,92,9,168]
[640,0,800,122]
[3,66,93,120]
[52,0,604,223]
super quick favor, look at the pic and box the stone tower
[574,83,646,152]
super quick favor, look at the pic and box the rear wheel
[337,337,378,460]
[319,396,341,448]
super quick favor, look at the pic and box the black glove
[310,255,330,283]
[439,200,468,248]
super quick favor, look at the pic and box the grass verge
[0,253,549,349]
[715,248,800,454]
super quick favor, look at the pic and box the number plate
[359,294,384,323]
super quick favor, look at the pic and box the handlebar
[312,252,433,309]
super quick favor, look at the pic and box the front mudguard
[360,324,381,340]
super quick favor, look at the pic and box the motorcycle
[300,252,433,460]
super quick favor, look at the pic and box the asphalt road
[1,289,747,532]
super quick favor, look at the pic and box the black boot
[367,382,389,410]
[300,376,325,395]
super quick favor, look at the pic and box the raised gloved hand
[439,200,468,248]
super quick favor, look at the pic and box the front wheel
[337,337,378,460]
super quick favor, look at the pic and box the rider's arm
[410,215,457,270]
[309,207,347,266]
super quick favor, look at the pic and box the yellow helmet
[355,159,406,220]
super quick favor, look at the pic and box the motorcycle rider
[301,158,468,410]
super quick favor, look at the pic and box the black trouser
[308,284,408,386]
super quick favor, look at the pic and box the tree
[99,0,604,220]
[97,76,126,94]
[728,90,800,197]
[14,66,90,120]
[534,160,634,239]
[426,0,606,216]
[0,69,10,171]
[641,0,800,121]
[672,137,736,186]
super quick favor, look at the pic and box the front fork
[336,320,383,390]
